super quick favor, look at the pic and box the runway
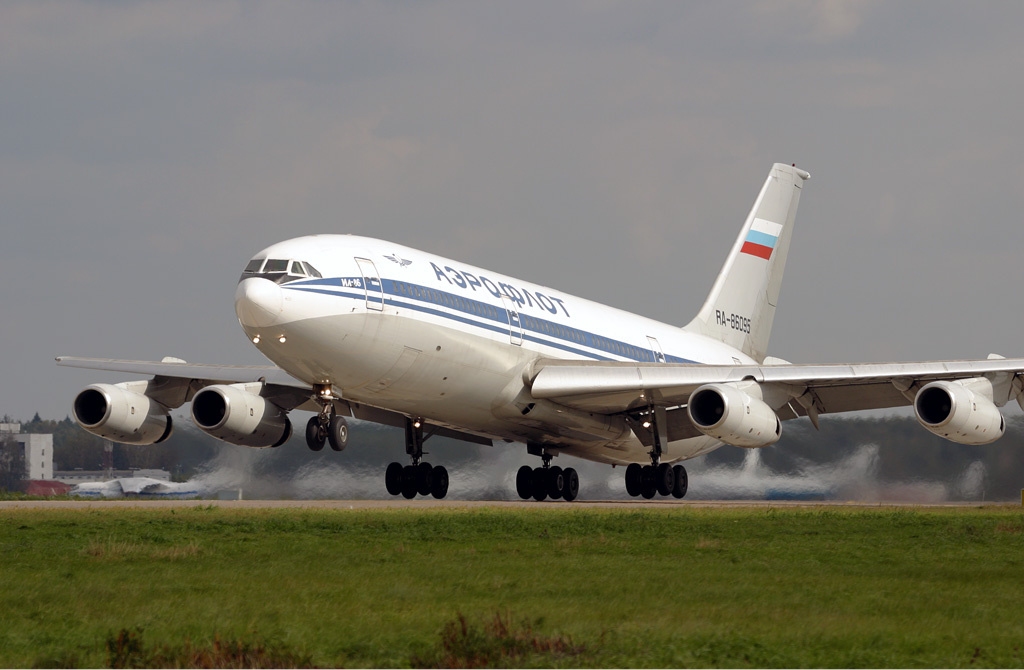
[0,498,1015,511]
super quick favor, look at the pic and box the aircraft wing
[55,356,495,445]
[55,356,302,386]
[527,357,1024,421]
[55,356,315,411]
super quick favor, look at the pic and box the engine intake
[687,382,781,448]
[72,383,173,445]
[914,380,1004,445]
[191,384,291,448]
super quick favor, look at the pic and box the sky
[3,1,1024,420]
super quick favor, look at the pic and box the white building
[0,423,53,481]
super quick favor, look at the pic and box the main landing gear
[305,386,349,452]
[623,403,687,499]
[624,462,687,499]
[516,446,579,502]
[384,417,449,500]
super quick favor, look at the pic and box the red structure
[20,480,72,496]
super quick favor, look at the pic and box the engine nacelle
[914,380,1004,445]
[72,383,173,445]
[687,383,781,448]
[191,384,292,448]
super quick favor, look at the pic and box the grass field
[2,505,1024,668]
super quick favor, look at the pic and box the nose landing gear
[305,385,349,452]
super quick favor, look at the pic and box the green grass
[2,506,1024,667]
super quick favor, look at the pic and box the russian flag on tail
[740,218,783,260]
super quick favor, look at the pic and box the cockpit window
[239,257,323,284]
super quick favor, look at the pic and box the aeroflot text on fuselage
[429,262,571,317]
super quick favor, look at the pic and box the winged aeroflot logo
[384,254,412,267]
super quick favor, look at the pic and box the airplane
[58,163,1024,502]
[70,477,202,499]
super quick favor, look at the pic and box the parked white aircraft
[71,477,202,499]
[58,163,1024,501]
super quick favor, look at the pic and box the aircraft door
[647,336,666,363]
[501,295,524,346]
[355,258,384,311]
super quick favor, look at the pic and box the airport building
[0,422,53,481]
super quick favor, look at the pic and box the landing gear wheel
[416,462,434,496]
[431,465,449,499]
[640,465,657,499]
[547,466,565,500]
[625,463,642,497]
[327,415,349,451]
[516,465,533,500]
[656,462,675,497]
[562,468,579,502]
[385,462,403,496]
[532,466,548,501]
[305,416,326,451]
[672,464,688,499]
[401,465,418,499]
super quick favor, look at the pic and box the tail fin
[684,163,809,363]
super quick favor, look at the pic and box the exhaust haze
[183,415,1015,502]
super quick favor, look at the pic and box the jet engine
[191,384,292,448]
[72,383,173,445]
[914,380,1004,445]
[687,383,781,448]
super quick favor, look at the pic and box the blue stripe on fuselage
[284,277,695,364]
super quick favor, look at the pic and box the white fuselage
[235,235,750,465]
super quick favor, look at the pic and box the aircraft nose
[235,277,283,328]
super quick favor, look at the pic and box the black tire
[416,462,433,496]
[515,465,533,500]
[305,416,326,451]
[431,465,449,499]
[547,466,565,500]
[656,462,675,496]
[672,464,688,499]
[401,465,418,499]
[625,463,642,497]
[385,462,403,496]
[562,468,579,502]
[532,466,548,501]
[640,465,657,499]
[328,415,349,451]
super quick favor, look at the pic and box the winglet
[684,163,808,363]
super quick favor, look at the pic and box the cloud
[5,1,1024,423]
